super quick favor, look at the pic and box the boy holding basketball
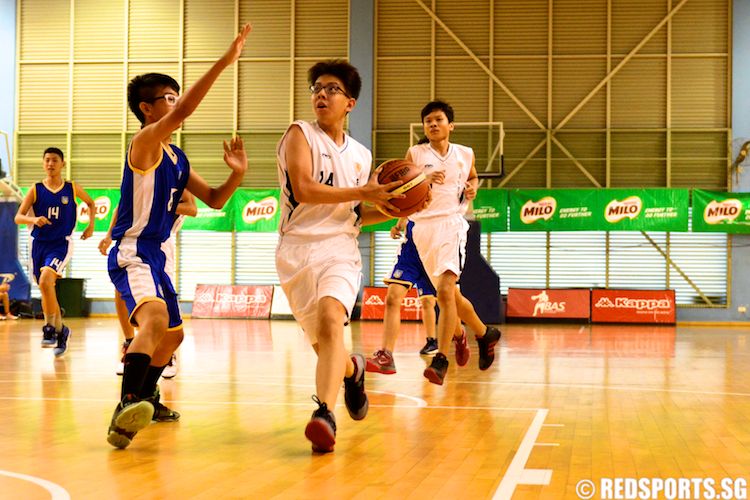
[276,59,404,453]
[408,100,501,385]
[106,24,250,449]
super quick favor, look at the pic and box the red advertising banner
[507,288,591,319]
[361,286,425,320]
[591,289,675,324]
[192,284,274,319]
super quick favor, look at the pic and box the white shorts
[276,234,362,344]
[161,234,177,284]
[412,215,468,288]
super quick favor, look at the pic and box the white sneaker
[161,354,178,379]
[6,314,18,320]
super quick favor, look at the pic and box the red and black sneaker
[453,328,470,367]
[366,349,396,374]
[304,395,337,453]
[476,326,502,371]
[423,352,449,385]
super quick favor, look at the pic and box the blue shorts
[30,236,73,283]
[384,221,436,298]
[108,238,182,330]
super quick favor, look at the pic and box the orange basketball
[376,159,430,218]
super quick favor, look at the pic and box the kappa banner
[507,288,591,319]
[510,188,689,232]
[360,286,425,320]
[692,189,750,233]
[591,289,675,324]
[192,284,274,319]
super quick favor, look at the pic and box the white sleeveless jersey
[277,120,372,239]
[407,142,474,222]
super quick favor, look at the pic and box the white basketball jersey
[407,142,474,222]
[277,120,372,239]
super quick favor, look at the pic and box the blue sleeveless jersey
[30,181,77,241]
[111,143,190,242]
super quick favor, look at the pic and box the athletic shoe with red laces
[453,328,470,367]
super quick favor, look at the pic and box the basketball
[376,159,430,217]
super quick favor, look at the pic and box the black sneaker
[41,325,56,348]
[419,337,438,355]
[145,387,180,422]
[304,395,337,453]
[106,394,155,449]
[343,354,368,420]
[476,326,502,371]
[53,325,71,358]
[423,353,449,385]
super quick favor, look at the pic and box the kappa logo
[605,196,642,223]
[401,297,421,309]
[77,196,111,223]
[195,291,216,303]
[704,199,742,224]
[215,292,268,305]
[243,196,278,224]
[520,196,556,224]
[595,296,671,310]
[365,295,385,306]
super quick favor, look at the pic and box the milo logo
[704,199,742,224]
[77,196,111,223]
[242,196,278,224]
[605,196,642,223]
[520,196,556,224]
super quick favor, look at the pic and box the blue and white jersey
[30,181,77,241]
[111,143,190,243]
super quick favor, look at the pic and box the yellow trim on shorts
[166,324,183,332]
[128,296,166,325]
[383,278,413,288]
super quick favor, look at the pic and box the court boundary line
[0,470,71,500]
[493,409,552,500]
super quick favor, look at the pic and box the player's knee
[385,291,404,308]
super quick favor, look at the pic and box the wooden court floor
[0,318,749,499]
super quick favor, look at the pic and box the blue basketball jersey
[30,181,77,241]
[111,143,190,242]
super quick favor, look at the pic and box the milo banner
[510,188,689,232]
[75,188,120,232]
[692,189,750,233]
[599,189,688,232]
[182,198,234,232]
[471,189,508,232]
[232,188,281,233]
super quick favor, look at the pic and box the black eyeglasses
[148,94,179,105]
[309,83,350,98]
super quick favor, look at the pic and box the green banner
[182,197,234,232]
[510,189,598,231]
[232,188,281,233]
[74,188,120,232]
[470,189,508,232]
[600,188,688,232]
[692,189,750,233]
[510,188,689,232]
